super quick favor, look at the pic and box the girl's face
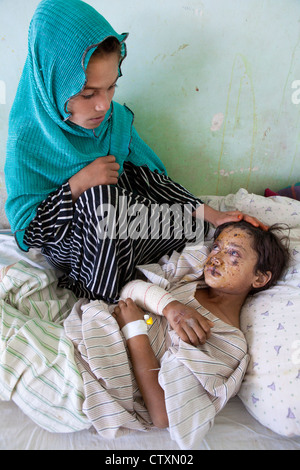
[67,52,120,129]
[204,227,269,295]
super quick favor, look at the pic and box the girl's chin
[204,273,232,291]
[67,119,99,130]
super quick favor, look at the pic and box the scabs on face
[204,227,259,295]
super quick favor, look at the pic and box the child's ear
[252,270,272,289]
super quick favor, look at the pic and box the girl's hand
[240,212,269,231]
[113,298,145,330]
[69,155,120,202]
[215,210,269,231]
[163,300,214,346]
[202,204,269,231]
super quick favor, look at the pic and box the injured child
[111,220,290,446]
[0,221,289,449]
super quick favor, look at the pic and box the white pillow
[202,189,300,437]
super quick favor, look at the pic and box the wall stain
[153,44,189,63]
[215,53,257,194]
[171,43,189,56]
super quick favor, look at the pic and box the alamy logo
[95,196,205,245]
[291,340,300,365]
[291,80,300,104]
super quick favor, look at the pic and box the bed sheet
[0,203,299,450]
[1,394,299,450]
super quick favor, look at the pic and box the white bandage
[121,280,176,316]
[121,320,148,340]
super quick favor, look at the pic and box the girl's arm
[120,280,176,316]
[113,299,168,428]
[127,334,168,428]
[197,204,269,231]
[120,280,213,346]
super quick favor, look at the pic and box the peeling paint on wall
[210,112,224,131]
[214,167,259,177]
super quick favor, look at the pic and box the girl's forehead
[215,227,255,251]
[213,227,259,262]
[216,227,250,241]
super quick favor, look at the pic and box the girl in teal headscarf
[5,0,266,302]
[5,0,166,251]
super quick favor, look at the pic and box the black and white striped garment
[24,162,208,303]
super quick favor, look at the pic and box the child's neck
[194,288,247,329]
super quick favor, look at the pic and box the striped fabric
[0,261,90,433]
[121,247,250,448]
[24,162,207,303]
[0,246,249,449]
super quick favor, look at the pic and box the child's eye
[81,93,94,99]
[229,249,240,257]
[109,84,118,91]
[211,244,219,252]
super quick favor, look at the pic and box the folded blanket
[265,183,300,200]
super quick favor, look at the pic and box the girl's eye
[81,94,94,100]
[229,249,240,257]
[109,84,118,91]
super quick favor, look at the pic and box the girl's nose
[212,255,221,266]
[95,93,110,113]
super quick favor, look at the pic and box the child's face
[204,227,263,295]
[67,52,120,129]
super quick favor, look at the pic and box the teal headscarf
[5,0,166,251]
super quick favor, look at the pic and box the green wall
[1,0,300,197]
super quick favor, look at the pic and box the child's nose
[212,255,222,266]
[95,93,110,113]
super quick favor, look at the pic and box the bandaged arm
[121,279,214,346]
[120,280,176,316]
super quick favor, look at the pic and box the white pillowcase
[201,189,300,437]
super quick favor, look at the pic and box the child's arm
[120,280,176,316]
[113,299,168,428]
[120,280,213,346]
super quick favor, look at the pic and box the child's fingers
[179,318,212,346]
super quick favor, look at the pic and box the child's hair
[213,220,290,294]
[92,36,122,58]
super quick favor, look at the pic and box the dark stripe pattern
[24,163,207,302]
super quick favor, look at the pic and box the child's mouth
[206,265,221,277]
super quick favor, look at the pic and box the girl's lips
[90,115,105,123]
[205,266,221,277]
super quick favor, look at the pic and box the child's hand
[163,300,214,346]
[113,298,145,329]
[69,155,120,202]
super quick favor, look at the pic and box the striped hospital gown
[0,246,249,449]
[23,162,207,303]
